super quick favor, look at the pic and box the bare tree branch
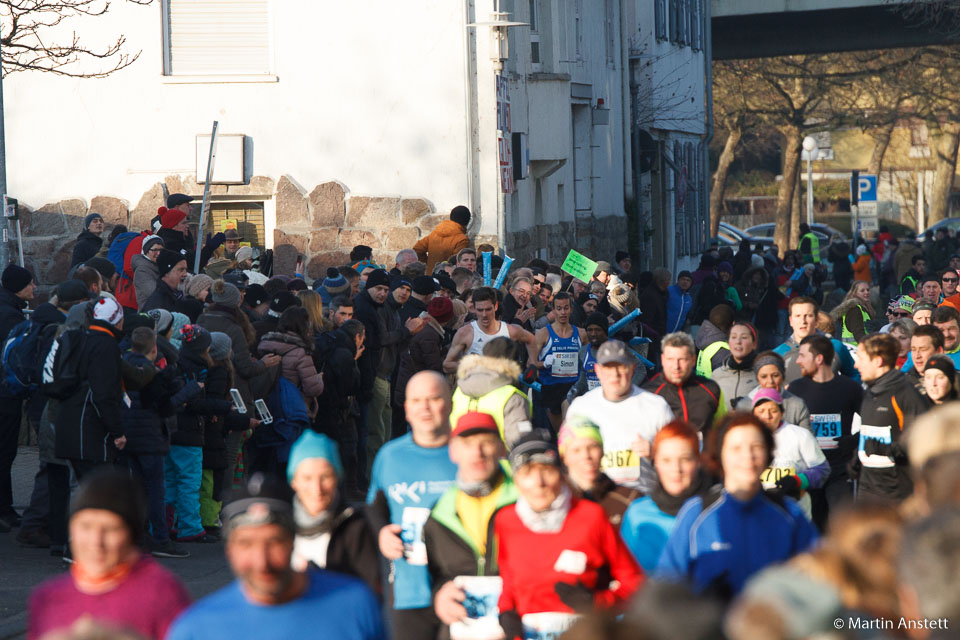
[0,0,153,78]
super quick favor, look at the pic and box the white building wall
[627,0,708,273]
[5,1,474,216]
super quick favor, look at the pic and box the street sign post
[851,173,878,236]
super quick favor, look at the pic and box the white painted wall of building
[5,1,476,221]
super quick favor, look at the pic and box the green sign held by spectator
[560,249,598,283]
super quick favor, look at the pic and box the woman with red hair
[619,421,715,570]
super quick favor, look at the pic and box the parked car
[719,222,772,247]
[921,217,960,237]
[745,222,847,245]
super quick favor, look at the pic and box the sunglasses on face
[892,311,911,317]
[943,278,958,284]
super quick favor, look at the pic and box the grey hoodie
[132,253,160,310]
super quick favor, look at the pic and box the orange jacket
[413,219,470,272]
[941,293,960,314]
[852,254,871,284]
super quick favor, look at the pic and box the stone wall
[16,174,452,289]
[506,215,628,266]
[17,173,628,291]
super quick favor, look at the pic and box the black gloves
[204,232,226,251]
[522,365,540,385]
[553,581,594,613]
[499,610,523,638]
[775,474,802,498]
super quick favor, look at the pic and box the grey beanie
[209,331,232,361]
[754,352,785,374]
[211,279,242,308]
[146,308,174,334]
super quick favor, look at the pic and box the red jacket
[495,496,642,629]
[873,232,893,264]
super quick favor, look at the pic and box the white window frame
[161,0,278,84]
[529,0,542,71]
[655,0,667,42]
[690,0,702,51]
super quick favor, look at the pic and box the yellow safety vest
[695,341,729,378]
[841,305,871,345]
[800,232,821,263]
[450,384,531,442]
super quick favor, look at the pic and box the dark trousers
[47,463,71,546]
[21,461,49,532]
[127,453,170,544]
[0,407,23,515]
[811,470,855,531]
[68,459,107,484]
[391,606,440,640]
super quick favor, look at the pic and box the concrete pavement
[0,447,235,640]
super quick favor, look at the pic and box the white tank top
[467,320,512,356]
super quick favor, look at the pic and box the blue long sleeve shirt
[656,488,817,595]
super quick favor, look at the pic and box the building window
[678,0,688,46]
[655,0,667,41]
[605,0,616,67]
[669,0,679,43]
[690,0,701,51]
[574,0,583,60]
[674,141,685,253]
[529,0,541,70]
[163,0,273,77]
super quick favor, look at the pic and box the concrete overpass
[713,0,960,59]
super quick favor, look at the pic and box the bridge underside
[714,5,960,59]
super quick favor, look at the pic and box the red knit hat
[160,207,187,229]
[451,411,499,438]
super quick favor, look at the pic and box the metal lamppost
[802,135,819,226]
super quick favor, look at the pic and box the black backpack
[40,327,87,400]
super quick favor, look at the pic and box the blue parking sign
[858,175,877,203]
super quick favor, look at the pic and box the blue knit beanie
[83,212,103,229]
[287,431,343,482]
[322,268,349,295]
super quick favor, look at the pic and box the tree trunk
[710,127,741,238]
[773,126,802,257]
[929,120,960,226]
[868,122,895,176]
[792,169,803,249]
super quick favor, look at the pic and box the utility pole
[0,39,9,269]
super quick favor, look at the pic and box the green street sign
[560,249,598,283]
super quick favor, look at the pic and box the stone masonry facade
[17,173,627,291]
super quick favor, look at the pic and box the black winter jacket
[173,347,232,447]
[353,289,410,387]
[198,305,271,404]
[313,329,361,433]
[70,230,103,268]
[201,362,251,469]
[295,499,381,598]
[644,372,723,433]
[175,295,205,323]
[121,351,200,455]
[157,227,216,274]
[854,368,929,502]
[0,287,27,347]
[0,287,29,404]
[141,278,182,313]
[54,320,125,462]
[252,313,280,352]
